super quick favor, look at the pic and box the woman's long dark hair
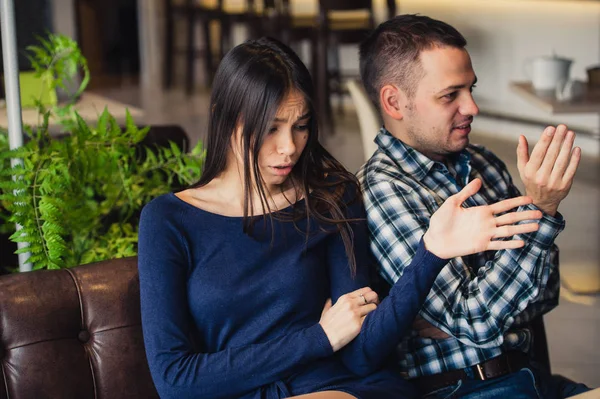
[193,37,362,274]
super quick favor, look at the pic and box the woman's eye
[269,126,278,134]
[294,124,309,131]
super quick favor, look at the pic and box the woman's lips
[271,165,293,176]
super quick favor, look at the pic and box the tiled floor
[96,85,600,388]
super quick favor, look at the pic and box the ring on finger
[359,293,368,305]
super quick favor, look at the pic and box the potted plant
[0,33,204,271]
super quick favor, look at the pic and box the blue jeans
[422,363,591,399]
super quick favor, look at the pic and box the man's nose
[460,94,479,116]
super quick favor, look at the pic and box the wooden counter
[0,92,144,129]
[510,81,600,114]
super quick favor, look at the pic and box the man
[357,14,589,399]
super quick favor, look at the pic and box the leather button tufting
[78,330,91,343]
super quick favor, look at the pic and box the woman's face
[245,90,311,193]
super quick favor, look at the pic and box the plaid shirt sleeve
[484,151,561,326]
[362,175,564,349]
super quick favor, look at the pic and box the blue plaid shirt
[357,128,563,378]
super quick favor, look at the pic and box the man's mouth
[453,120,472,134]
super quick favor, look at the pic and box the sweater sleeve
[138,198,333,399]
[326,198,448,377]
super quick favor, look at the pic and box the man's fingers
[528,126,555,169]
[562,147,581,185]
[539,125,568,176]
[550,130,575,180]
[488,195,533,214]
[494,210,542,226]
[453,178,482,204]
[493,222,540,239]
[516,135,529,174]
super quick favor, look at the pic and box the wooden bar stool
[315,0,375,133]
[163,0,222,94]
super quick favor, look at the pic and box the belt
[414,351,530,395]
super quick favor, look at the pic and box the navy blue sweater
[138,192,447,399]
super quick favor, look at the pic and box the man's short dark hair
[359,14,467,112]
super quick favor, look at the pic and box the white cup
[526,56,573,92]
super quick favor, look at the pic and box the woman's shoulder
[311,172,364,219]
[324,173,362,204]
[141,192,180,218]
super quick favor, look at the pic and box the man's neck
[384,124,447,163]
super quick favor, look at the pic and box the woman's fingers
[357,303,378,318]
[493,222,540,239]
[321,298,332,317]
[494,210,542,226]
[349,287,373,297]
[354,291,379,307]
[488,196,533,215]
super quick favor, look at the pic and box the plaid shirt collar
[375,127,472,186]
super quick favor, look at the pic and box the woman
[138,38,541,399]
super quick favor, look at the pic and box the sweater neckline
[168,192,306,221]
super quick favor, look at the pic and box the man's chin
[455,136,470,150]
[443,139,470,157]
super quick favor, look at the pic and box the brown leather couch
[0,255,554,398]
[0,257,159,398]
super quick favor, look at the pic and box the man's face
[401,46,479,161]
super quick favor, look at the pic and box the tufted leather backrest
[0,257,158,399]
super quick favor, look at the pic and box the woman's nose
[277,131,296,156]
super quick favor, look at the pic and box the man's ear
[380,84,408,120]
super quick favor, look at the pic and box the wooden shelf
[510,81,600,114]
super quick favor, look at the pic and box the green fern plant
[0,131,11,235]
[0,33,204,270]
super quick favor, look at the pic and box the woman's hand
[423,178,542,259]
[319,287,379,352]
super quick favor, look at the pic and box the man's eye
[443,92,457,100]
[470,84,477,93]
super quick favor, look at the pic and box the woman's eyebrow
[296,112,311,121]
[274,112,311,123]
